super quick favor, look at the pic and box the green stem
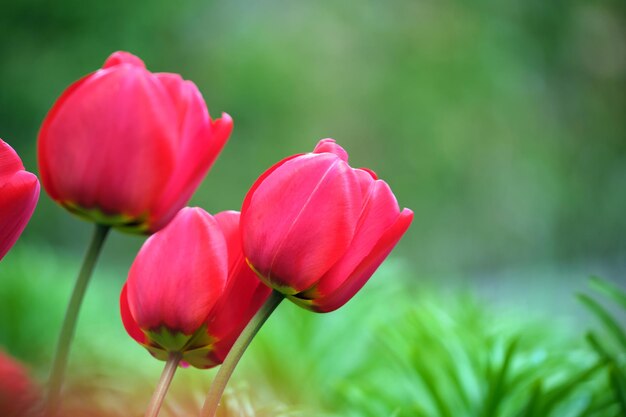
[45,224,110,416]
[201,290,284,417]
[144,352,182,417]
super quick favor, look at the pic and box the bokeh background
[1,1,626,416]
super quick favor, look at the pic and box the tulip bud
[241,139,413,312]
[38,51,233,234]
[0,350,39,417]
[0,139,40,261]
[120,207,271,368]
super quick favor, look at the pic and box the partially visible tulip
[0,350,39,417]
[241,138,413,312]
[121,207,271,368]
[0,139,40,261]
[38,51,232,234]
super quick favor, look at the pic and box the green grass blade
[586,332,612,361]
[481,338,519,417]
[578,294,626,351]
[409,349,455,417]
[609,364,626,415]
[589,277,626,311]
[515,380,542,417]
[539,361,605,415]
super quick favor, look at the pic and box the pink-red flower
[38,51,232,234]
[241,139,413,312]
[0,350,39,417]
[120,207,271,368]
[0,139,39,261]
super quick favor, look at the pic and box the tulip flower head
[0,139,40,261]
[121,207,271,368]
[241,139,413,312]
[0,350,39,417]
[38,52,233,234]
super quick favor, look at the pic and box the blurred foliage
[1,245,625,416]
[579,278,626,416]
[0,0,625,276]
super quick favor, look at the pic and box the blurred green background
[1,0,626,415]
[2,0,625,277]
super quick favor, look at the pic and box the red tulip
[241,139,413,312]
[120,207,271,368]
[38,51,232,233]
[0,350,39,417]
[0,139,39,261]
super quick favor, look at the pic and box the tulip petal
[149,75,233,231]
[38,63,178,219]
[308,180,401,298]
[313,138,349,162]
[102,51,146,69]
[240,153,302,222]
[310,208,413,312]
[126,208,228,335]
[37,73,93,202]
[0,171,40,261]
[208,211,271,349]
[354,167,376,200]
[209,282,272,364]
[208,263,271,347]
[0,140,24,182]
[214,210,243,271]
[243,153,362,292]
[119,284,148,345]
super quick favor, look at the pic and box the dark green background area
[1,0,625,278]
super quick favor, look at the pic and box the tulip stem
[145,351,182,417]
[46,224,110,416]
[201,290,284,417]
